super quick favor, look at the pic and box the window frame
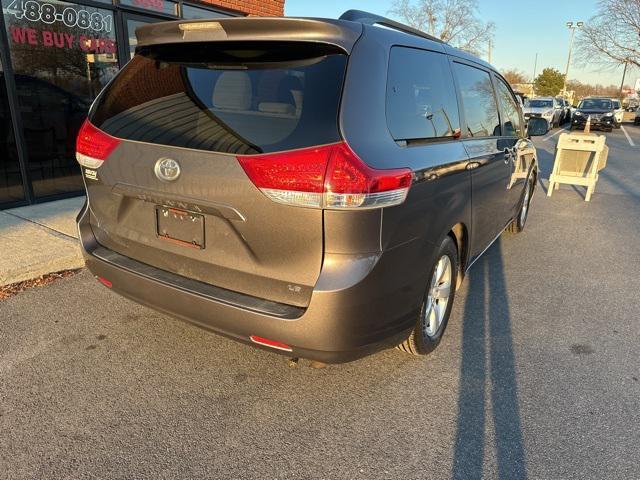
[451,59,502,140]
[384,45,463,145]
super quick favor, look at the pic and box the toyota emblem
[154,158,181,182]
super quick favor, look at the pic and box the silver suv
[524,97,562,130]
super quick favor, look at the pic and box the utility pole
[488,38,492,64]
[619,59,629,100]
[563,21,584,95]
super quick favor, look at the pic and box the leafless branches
[388,0,495,57]
[501,69,528,85]
[576,0,640,69]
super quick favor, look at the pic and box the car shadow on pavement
[452,239,527,479]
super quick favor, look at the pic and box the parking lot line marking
[621,126,636,147]
[543,127,570,141]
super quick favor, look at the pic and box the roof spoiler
[135,17,363,53]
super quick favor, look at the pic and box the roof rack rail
[339,9,443,44]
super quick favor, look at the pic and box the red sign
[9,26,116,54]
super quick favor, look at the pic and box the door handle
[466,161,481,171]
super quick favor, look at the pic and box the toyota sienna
[76,10,539,363]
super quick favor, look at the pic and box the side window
[386,47,460,140]
[453,63,501,138]
[494,77,522,137]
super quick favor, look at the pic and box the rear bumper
[78,202,420,363]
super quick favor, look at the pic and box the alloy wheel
[423,255,452,337]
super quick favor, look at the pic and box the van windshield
[90,42,347,155]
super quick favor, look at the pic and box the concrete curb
[0,197,86,287]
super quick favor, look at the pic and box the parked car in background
[611,99,624,127]
[635,109,640,125]
[623,97,638,112]
[75,10,540,363]
[571,97,616,132]
[524,97,562,130]
[555,97,571,124]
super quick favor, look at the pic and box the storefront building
[0,0,284,208]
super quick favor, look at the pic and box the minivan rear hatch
[84,39,349,307]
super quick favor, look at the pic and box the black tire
[507,174,534,233]
[397,236,458,356]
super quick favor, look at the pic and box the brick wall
[201,0,285,16]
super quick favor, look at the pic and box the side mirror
[527,117,548,137]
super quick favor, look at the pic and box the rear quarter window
[90,42,347,155]
[386,47,460,141]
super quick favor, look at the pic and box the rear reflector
[237,142,412,209]
[76,119,120,169]
[97,276,112,288]
[249,335,293,352]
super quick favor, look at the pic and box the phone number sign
[6,0,116,53]
[6,0,113,33]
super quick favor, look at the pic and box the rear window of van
[90,42,347,155]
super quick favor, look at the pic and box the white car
[611,99,624,127]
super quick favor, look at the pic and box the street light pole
[563,21,583,95]
[619,59,628,100]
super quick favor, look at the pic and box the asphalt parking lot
[2,122,640,479]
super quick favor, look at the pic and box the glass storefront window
[0,57,24,204]
[2,0,119,198]
[119,0,177,16]
[181,4,231,19]
[125,17,152,59]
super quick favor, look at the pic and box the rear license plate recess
[156,206,204,249]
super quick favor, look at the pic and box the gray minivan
[76,10,539,363]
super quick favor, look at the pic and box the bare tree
[576,0,640,68]
[388,0,495,56]
[501,69,528,85]
[567,80,626,101]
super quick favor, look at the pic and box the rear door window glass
[90,43,347,154]
[494,76,522,137]
[453,63,501,138]
[386,47,460,140]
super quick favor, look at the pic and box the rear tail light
[76,119,120,169]
[249,335,292,352]
[237,142,412,209]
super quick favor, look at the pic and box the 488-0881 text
[5,0,113,33]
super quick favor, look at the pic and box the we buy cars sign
[9,25,116,53]
[5,0,116,53]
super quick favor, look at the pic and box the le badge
[84,168,98,181]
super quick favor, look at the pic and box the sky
[284,0,638,88]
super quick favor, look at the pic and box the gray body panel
[85,141,321,307]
